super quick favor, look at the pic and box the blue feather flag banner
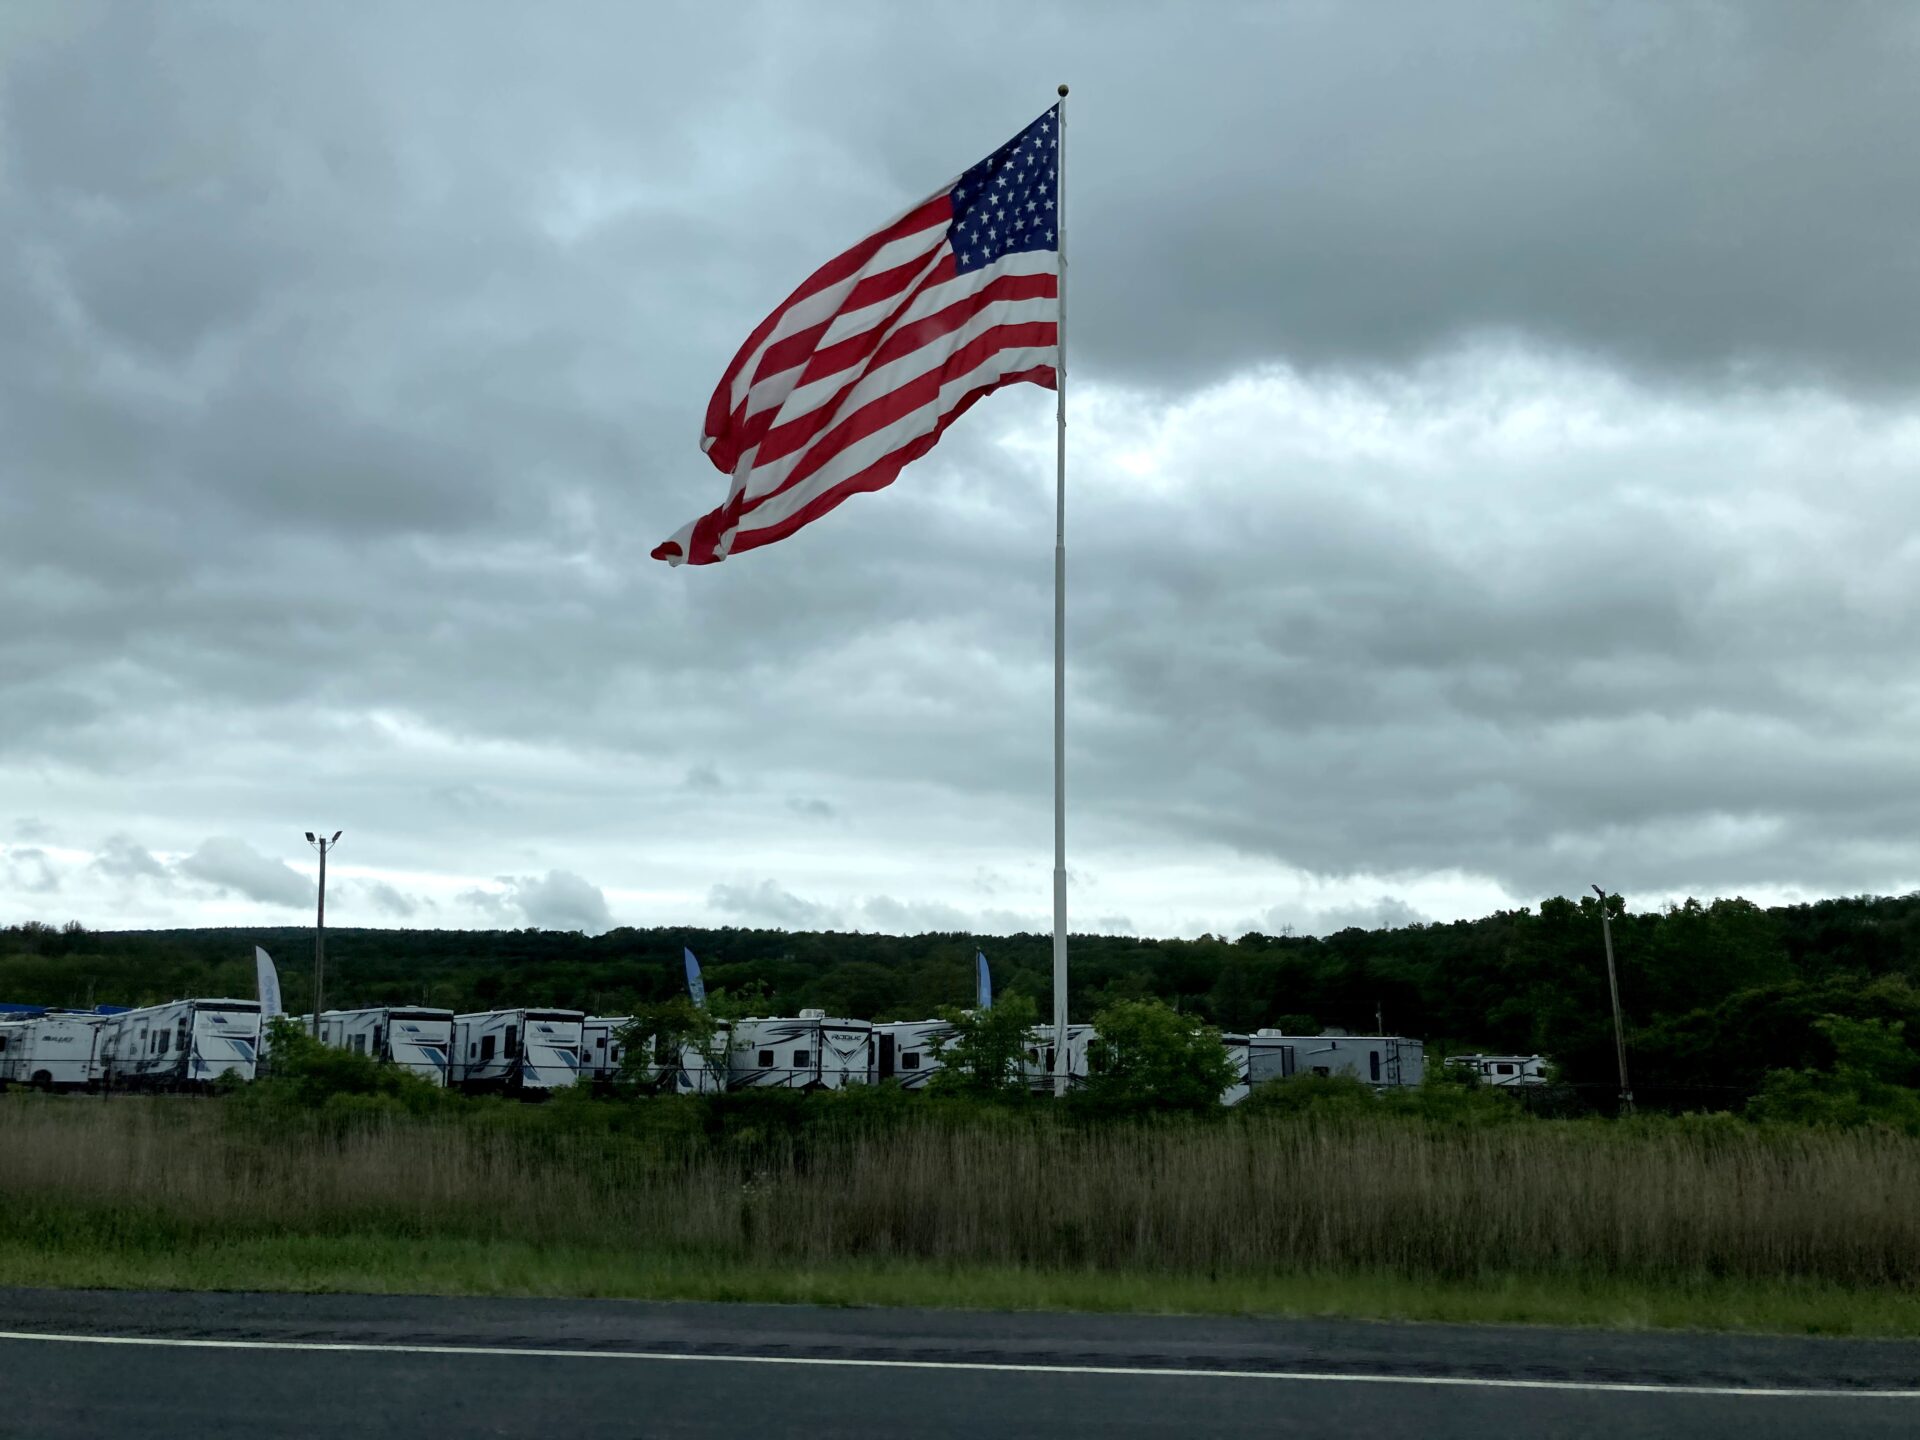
[254,947,283,1020]
[684,947,708,1009]
[975,950,993,1011]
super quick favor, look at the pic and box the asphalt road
[2,1288,1917,1438]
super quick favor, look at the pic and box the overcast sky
[5,1,1920,942]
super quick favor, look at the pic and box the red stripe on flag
[701,195,952,467]
[753,319,1059,509]
[665,329,1054,566]
[724,252,962,475]
[720,365,1058,561]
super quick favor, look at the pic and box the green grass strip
[3,1234,1918,1338]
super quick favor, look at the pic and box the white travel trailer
[305,1007,455,1085]
[580,1015,625,1087]
[1288,1032,1426,1088]
[872,1019,953,1090]
[451,1008,583,1094]
[101,999,262,1089]
[1022,1023,1096,1091]
[1451,1053,1550,1087]
[0,1013,110,1091]
[1221,1029,1299,1105]
[0,1019,29,1088]
[728,1010,873,1090]
[583,1016,730,1094]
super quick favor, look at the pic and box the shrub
[245,1017,453,1118]
[1236,1072,1380,1117]
[1073,998,1235,1117]
[929,995,1036,1101]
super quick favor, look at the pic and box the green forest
[7,890,1920,1109]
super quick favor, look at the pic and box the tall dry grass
[4,1099,1918,1288]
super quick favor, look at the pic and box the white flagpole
[1051,83,1070,1098]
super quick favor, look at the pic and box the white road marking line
[0,1329,1915,1399]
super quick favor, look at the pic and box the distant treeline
[5,891,1920,1106]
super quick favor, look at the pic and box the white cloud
[462,870,612,934]
[175,837,312,909]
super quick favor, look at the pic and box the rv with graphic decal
[727,1010,873,1090]
[292,1007,455,1085]
[99,999,262,1091]
[1021,1022,1097,1092]
[872,1019,953,1090]
[580,1015,729,1095]
[451,1008,583,1094]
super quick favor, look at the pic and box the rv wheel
[32,1071,54,1093]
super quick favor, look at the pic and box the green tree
[1748,1015,1920,1133]
[252,1016,448,1113]
[1078,998,1235,1115]
[615,997,728,1095]
[929,994,1036,1100]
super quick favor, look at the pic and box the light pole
[306,831,342,1036]
[1591,883,1632,1115]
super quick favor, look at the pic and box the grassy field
[4,1092,1920,1335]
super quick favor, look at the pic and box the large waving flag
[654,106,1061,566]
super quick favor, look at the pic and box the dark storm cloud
[5,1,1920,934]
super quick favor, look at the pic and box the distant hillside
[6,891,1920,1106]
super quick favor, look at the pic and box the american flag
[653,106,1061,566]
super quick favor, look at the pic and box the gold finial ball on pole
[1058,83,1069,96]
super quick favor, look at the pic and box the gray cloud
[682,765,725,795]
[175,837,312,908]
[352,880,425,921]
[91,834,167,884]
[462,871,611,934]
[3,847,60,896]
[5,3,1920,939]
[709,880,838,931]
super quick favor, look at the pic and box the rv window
[757,1049,775,1068]
[792,1050,811,1067]
[596,1036,607,1050]
[158,1031,169,1055]
[480,1035,496,1063]
[468,1042,477,1059]
[901,1052,920,1069]
[1496,1062,1516,1075]
[1370,1052,1381,1082]
[504,1025,519,1059]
